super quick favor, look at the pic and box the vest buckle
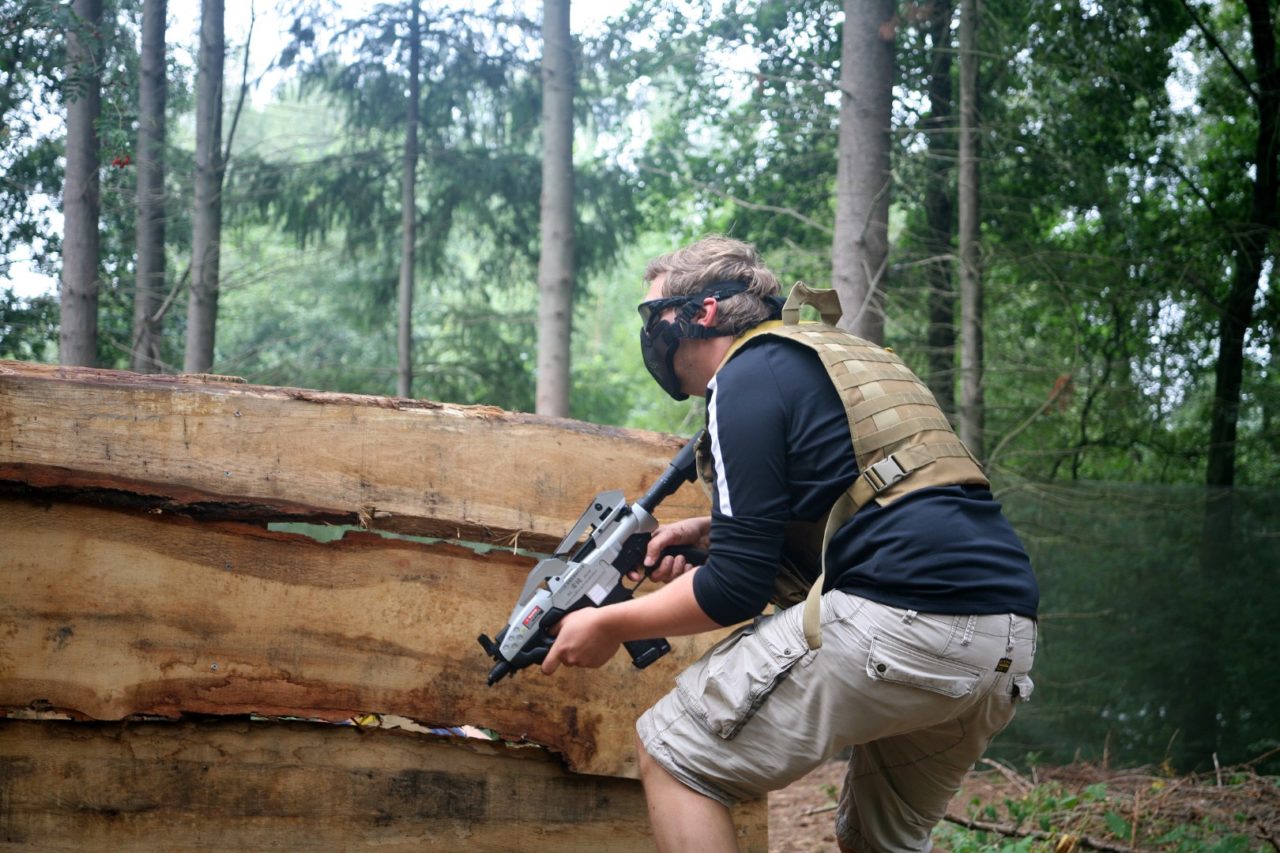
[864,454,908,493]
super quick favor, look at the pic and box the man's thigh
[835,683,1023,852]
[836,610,1037,852]
[636,594,1028,807]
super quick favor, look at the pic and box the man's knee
[635,730,658,779]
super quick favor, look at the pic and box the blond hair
[644,236,781,334]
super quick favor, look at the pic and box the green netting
[988,478,1280,774]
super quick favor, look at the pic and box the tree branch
[222,0,255,168]
[943,812,1133,852]
[1178,0,1261,102]
[639,164,833,236]
[986,372,1074,470]
[1159,151,1217,218]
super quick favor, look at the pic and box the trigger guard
[509,633,554,670]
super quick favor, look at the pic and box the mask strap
[672,280,749,339]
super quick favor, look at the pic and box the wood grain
[0,362,768,847]
[0,719,769,851]
[0,360,709,551]
[0,498,734,778]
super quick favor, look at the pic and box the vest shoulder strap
[708,290,987,650]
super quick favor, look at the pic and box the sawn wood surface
[0,498,730,779]
[0,719,768,851]
[0,360,708,551]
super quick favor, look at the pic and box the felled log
[0,498,714,778]
[0,361,765,847]
[0,361,707,551]
[0,719,769,851]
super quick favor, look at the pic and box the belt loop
[1006,614,1015,653]
[902,609,918,625]
[960,615,976,646]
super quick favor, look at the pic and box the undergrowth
[931,758,1279,852]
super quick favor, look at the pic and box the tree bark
[957,0,984,460]
[59,0,103,367]
[535,0,575,417]
[397,0,420,399]
[132,0,166,374]
[1192,0,1278,764]
[1203,0,1278,496]
[923,0,956,419]
[184,0,225,374]
[831,0,894,343]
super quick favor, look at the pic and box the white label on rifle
[587,582,610,605]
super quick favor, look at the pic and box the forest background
[2,0,1277,780]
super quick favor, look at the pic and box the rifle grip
[600,578,673,669]
[624,636,672,669]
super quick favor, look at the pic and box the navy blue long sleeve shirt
[691,336,1039,627]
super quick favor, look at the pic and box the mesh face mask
[637,281,749,401]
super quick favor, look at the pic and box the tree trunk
[1191,0,1278,765]
[535,0,575,417]
[132,0,166,374]
[397,0,420,399]
[831,0,894,343]
[59,0,103,367]
[1204,0,1278,496]
[923,0,956,420]
[957,0,984,460]
[184,0,225,374]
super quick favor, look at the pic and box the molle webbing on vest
[718,320,988,511]
[710,284,988,648]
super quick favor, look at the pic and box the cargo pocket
[676,613,808,740]
[865,633,982,698]
[1012,674,1035,703]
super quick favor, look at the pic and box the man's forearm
[605,569,725,641]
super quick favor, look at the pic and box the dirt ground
[768,760,847,851]
[767,758,1280,852]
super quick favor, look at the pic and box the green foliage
[1,2,72,272]
[989,477,1280,773]
[0,289,59,361]
[570,232,704,432]
[934,771,1274,852]
[210,1,646,413]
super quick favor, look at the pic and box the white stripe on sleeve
[706,376,734,517]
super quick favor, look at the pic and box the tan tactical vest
[695,283,988,648]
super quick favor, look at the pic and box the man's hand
[629,516,712,583]
[541,606,622,675]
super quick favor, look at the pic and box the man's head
[642,236,781,335]
[638,236,783,400]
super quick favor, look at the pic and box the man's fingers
[649,554,688,583]
[541,646,561,675]
[644,529,675,566]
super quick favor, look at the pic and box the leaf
[1102,810,1131,839]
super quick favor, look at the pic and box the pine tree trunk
[132,0,166,374]
[957,0,984,460]
[184,0,224,374]
[831,0,894,343]
[535,0,575,417]
[60,0,103,367]
[397,0,420,399]
[923,0,956,420]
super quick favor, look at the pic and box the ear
[695,297,719,327]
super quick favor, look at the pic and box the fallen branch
[802,803,838,817]
[942,813,1133,853]
[981,757,1036,795]
[1257,820,1279,852]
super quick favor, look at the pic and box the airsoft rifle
[478,432,705,686]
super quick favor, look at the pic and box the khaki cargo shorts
[637,591,1036,853]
